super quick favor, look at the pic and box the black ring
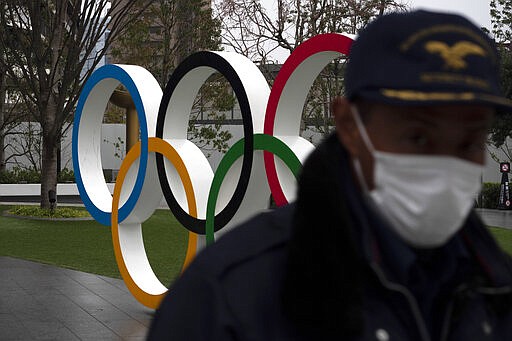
[156,51,254,234]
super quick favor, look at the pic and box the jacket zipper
[370,262,431,341]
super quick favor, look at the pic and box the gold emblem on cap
[424,40,486,70]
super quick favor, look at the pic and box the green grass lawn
[1,205,512,286]
[489,227,512,255]
[0,206,188,285]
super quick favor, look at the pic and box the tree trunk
[0,70,6,172]
[0,134,4,173]
[40,99,58,209]
[40,132,58,208]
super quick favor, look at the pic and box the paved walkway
[0,257,153,340]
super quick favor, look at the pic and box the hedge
[476,182,501,209]
[0,169,504,210]
[0,167,75,184]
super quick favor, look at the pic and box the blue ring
[72,64,149,226]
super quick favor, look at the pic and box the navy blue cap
[345,10,512,110]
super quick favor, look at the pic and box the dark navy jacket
[148,134,512,341]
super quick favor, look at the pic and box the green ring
[205,134,302,245]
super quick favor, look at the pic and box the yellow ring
[111,137,198,308]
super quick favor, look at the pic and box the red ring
[263,33,353,206]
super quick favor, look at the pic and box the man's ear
[331,97,361,158]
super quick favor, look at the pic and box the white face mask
[351,105,484,248]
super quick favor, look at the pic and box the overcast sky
[408,0,491,29]
[257,0,491,28]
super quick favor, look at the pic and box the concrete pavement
[0,257,153,340]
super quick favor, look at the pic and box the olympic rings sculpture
[72,33,353,308]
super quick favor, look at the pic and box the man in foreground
[148,10,512,340]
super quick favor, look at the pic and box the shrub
[0,170,16,183]
[476,182,501,209]
[57,168,75,182]
[0,167,76,183]
[7,205,90,218]
[0,167,40,183]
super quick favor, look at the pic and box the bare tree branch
[0,0,151,207]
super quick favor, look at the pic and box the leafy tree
[215,0,407,137]
[110,0,233,154]
[0,0,150,208]
[0,69,25,171]
[6,122,42,171]
[488,0,512,160]
[0,16,33,172]
[0,58,41,172]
